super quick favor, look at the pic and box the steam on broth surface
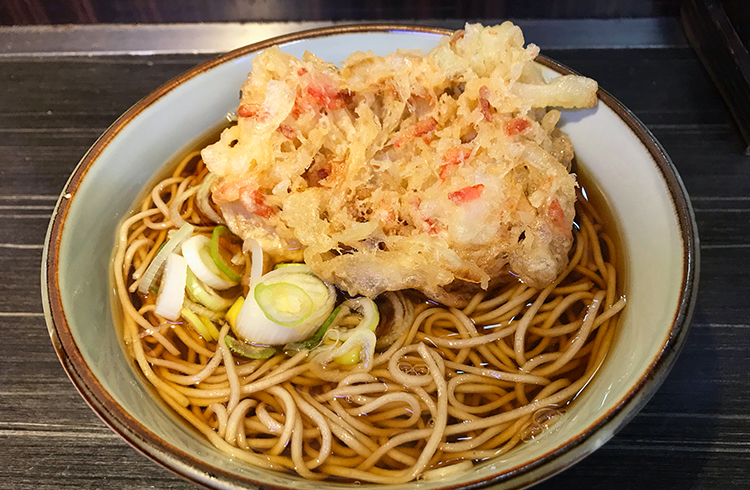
[112,23,625,483]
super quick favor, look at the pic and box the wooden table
[1,19,748,489]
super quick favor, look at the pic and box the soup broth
[111,132,626,483]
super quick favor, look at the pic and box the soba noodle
[113,151,625,483]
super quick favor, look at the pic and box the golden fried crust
[201,22,597,302]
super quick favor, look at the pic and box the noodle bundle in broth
[113,153,625,483]
[112,23,626,483]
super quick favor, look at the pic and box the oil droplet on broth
[519,422,544,442]
[532,407,563,429]
[413,363,429,375]
[520,408,564,443]
[398,361,412,373]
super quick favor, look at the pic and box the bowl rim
[42,23,700,490]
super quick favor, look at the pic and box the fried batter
[201,23,598,306]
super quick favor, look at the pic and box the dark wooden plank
[0,248,43,312]
[654,125,750,198]
[0,55,213,121]
[0,434,192,489]
[547,47,729,128]
[0,111,122,131]
[0,317,76,393]
[0,137,94,197]
[0,55,214,199]
[692,198,750,248]
[641,321,750,416]
[691,246,750,323]
[0,208,51,245]
[0,319,195,489]
[538,445,750,489]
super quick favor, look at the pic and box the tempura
[201,23,598,306]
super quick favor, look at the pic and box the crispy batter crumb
[201,22,598,305]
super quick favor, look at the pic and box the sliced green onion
[138,223,194,295]
[332,328,377,366]
[332,297,379,365]
[254,282,313,327]
[154,253,188,321]
[271,263,313,274]
[182,234,237,290]
[226,296,244,332]
[274,263,299,269]
[247,237,264,283]
[334,344,364,365]
[287,305,343,353]
[210,226,243,283]
[183,298,224,323]
[305,304,343,346]
[185,268,234,311]
[200,316,220,340]
[353,297,379,331]
[181,307,214,340]
[224,335,277,359]
[339,297,380,337]
[234,267,336,345]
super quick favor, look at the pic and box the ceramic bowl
[42,25,699,490]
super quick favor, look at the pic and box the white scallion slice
[285,305,343,353]
[226,296,244,332]
[348,297,379,331]
[182,298,224,322]
[336,297,380,341]
[224,336,276,359]
[200,316,220,340]
[331,328,377,366]
[234,267,336,345]
[331,298,380,365]
[247,237,264,284]
[254,282,313,327]
[274,262,300,269]
[137,223,194,295]
[181,234,237,290]
[180,307,213,340]
[185,268,234,311]
[154,253,188,321]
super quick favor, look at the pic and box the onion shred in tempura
[201,23,598,306]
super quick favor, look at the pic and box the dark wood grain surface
[2,29,750,490]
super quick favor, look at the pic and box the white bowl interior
[55,30,685,489]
